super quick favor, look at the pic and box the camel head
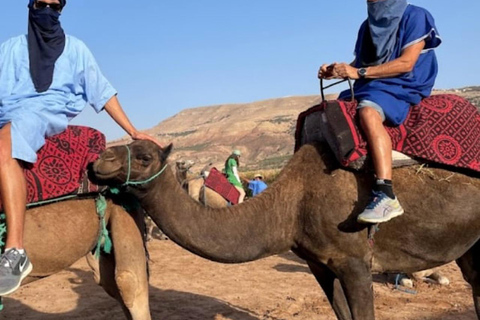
[175,159,195,172]
[92,140,173,187]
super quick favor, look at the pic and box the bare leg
[234,186,246,203]
[0,124,27,249]
[358,107,392,180]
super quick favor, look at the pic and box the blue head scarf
[358,0,408,66]
[27,0,67,93]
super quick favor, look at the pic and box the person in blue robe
[318,0,441,224]
[0,0,161,295]
[247,174,268,197]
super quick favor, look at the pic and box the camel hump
[295,94,480,173]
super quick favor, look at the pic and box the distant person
[247,174,268,197]
[0,0,161,295]
[224,150,246,203]
[318,0,441,224]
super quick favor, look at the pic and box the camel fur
[10,198,151,320]
[92,140,480,320]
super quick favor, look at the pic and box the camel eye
[137,154,153,163]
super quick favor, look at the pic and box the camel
[92,140,480,320]
[174,158,449,288]
[4,198,151,320]
[175,159,228,208]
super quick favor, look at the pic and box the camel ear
[160,143,173,163]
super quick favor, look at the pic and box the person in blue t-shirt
[247,174,268,197]
[0,0,161,295]
[318,0,441,224]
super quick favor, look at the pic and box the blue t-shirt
[0,35,117,163]
[248,180,267,196]
[339,5,442,126]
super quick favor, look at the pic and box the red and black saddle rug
[204,168,240,205]
[0,125,106,210]
[295,94,480,173]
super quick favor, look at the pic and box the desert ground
[0,236,475,320]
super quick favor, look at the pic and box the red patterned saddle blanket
[204,168,240,205]
[0,126,106,210]
[295,94,480,173]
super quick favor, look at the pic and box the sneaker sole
[357,209,405,224]
[0,262,33,296]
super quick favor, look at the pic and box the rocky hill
[109,87,479,172]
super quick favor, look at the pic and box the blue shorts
[357,100,386,122]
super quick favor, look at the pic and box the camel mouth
[92,160,124,182]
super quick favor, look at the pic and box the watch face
[359,68,366,77]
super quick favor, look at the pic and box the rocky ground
[1,238,475,320]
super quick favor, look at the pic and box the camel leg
[456,242,480,319]
[109,205,151,320]
[306,261,352,320]
[96,251,136,319]
[332,258,375,320]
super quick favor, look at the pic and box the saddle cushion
[295,94,480,173]
[0,125,105,210]
[204,167,240,205]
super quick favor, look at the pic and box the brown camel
[92,140,480,320]
[8,198,150,320]
[175,160,228,208]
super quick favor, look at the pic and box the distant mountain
[109,87,480,172]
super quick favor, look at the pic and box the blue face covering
[358,0,408,66]
[27,1,67,92]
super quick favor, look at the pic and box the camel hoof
[399,277,414,288]
[437,276,450,286]
[429,272,450,286]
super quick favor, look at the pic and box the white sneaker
[357,191,404,224]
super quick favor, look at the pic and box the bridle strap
[122,145,168,187]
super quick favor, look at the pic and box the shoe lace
[365,191,387,210]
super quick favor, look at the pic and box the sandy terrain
[0,238,475,320]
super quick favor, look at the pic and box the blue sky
[1,1,479,141]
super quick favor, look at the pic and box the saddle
[295,94,480,173]
[204,168,240,205]
[0,125,106,211]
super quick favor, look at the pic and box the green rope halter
[94,194,112,259]
[121,145,168,187]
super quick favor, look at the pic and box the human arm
[332,40,426,80]
[104,95,163,147]
[232,165,241,184]
[75,40,161,147]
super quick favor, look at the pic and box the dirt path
[0,239,475,320]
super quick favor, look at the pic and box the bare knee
[115,270,139,308]
[359,107,383,130]
[0,140,13,168]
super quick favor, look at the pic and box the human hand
[131,131,163,148]
[333,63,359,80]
[318,63,336,79]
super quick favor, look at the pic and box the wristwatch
[357,68,367,78]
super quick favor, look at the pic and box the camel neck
[142,162,301,263]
